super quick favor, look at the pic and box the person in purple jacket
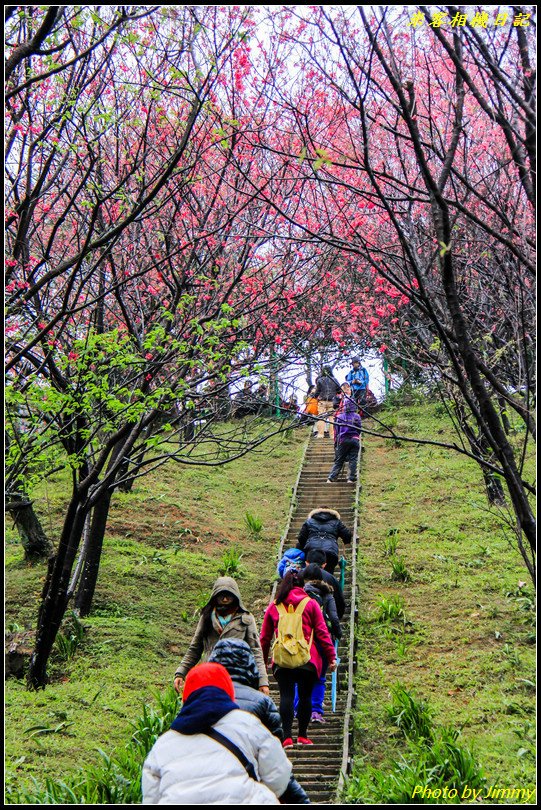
[326,396,362,484]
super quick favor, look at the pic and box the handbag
[204,727,259,782]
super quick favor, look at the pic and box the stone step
[293,493,356,498]
[288,518,354,525]
[290,511,355,517]
[260,432,362,805]
[296,483,356,490]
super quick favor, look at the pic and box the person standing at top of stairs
[345,356,369,409]
[314,367,341,440]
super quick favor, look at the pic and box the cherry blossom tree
[246,5,536,578]
[6,6,536,689]
[5,5,309,688]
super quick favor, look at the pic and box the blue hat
[277,548,305,579]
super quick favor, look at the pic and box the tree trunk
[306,354,313,390]
[26,497,87,689]
[498,397,511,435]
[115,454,134,492]
[458,413,506,506]
[6,494,53,560]
[438,232,536,576]
[74,491,112,616]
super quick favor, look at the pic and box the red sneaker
[297,736,314,745]
[282,737,294,749]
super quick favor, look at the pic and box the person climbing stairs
[265,434,359,803]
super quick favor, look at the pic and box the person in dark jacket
[301,564,341,723]
[305,549,346,619]
[327,397,362,485]
[302,565,341,641]
[314,366,341,439]
[209,639,310,804]
[296,507,352,574]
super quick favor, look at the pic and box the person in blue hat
[345,357,369,408]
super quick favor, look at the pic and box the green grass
[5,420,307,798]
[6,403,536,803]
[349,402,536,803]
[5,687,182,804]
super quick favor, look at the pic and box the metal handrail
[337,440,361,796]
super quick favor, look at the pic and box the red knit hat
[182,662,235,702]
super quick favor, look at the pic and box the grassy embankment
[347,399,536,803]
[5,420,307,799]
[5,402,535,803]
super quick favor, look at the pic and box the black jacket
[208,638,309,804]
[304,580,341,639]
[297,508,352,559]
[321,569,346,619]
[314,373,341,401]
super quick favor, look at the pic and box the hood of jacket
[343,397,359,413]
[304,579,333,596]
[206,577,248,612]
[306,508,341,522]
[208,639,260,689]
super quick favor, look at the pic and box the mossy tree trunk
[6,494,53,561]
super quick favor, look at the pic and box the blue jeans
[294,659,329,715]
[311,660,328,714]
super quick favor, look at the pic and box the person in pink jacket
[260,569,337,749]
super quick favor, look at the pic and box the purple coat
[334,399,361,444]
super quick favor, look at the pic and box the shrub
[343,705,485,804]
[244,511,263,539]
[375,594,408,624]
[390,556,411,582]
[54,611,86,661]
[387,684,434,742]
[219,546,245,577]
[5,688,181,805]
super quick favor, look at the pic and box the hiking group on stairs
[143,362,362,805]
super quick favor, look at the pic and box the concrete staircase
[267,434,358,804]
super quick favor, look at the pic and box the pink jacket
[260,586,336,677]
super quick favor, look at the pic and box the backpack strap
[296,597,314,649]
[204,728,259,782]
[295,596,311,614]
[276,597,310,616]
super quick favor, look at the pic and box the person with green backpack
[260,569,337,749]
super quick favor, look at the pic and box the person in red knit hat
[142,663,292,805]
[181,661,235,701]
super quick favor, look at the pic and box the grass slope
[5,404,535,804]
[5,422,307,798]
[348,401,536,803]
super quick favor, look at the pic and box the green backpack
[272,597,313,668]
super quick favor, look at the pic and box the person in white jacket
[142,662,292,805]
